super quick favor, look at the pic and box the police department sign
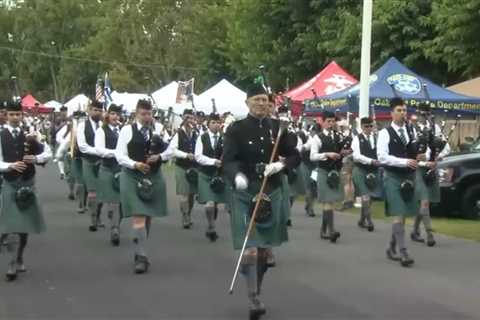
[387,74,422,95]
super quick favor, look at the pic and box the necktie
[113,127,119,138]
[141,127,149,142]
[94,121,99,130]
[398,128,407,145]
[213,134,219,150]
[12,128,19,139]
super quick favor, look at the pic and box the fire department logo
[387,74,421,95]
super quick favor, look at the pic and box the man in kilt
[115,99,171,274]
[352,117,382,232]
[168,109,198,229]
[194,112,226,242]
[223,81,300,319]
[0,100,52,281]
[76,101,103,231]
[296,124,316,217]
[377,98,419,267]
[95,104,123,246]
[310,111,349,243]
[54,116,75,200]
[410,103,450,247]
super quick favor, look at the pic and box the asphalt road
[0,164,479,320]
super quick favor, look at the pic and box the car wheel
[461,184,480,219]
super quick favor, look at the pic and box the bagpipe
[135,119,168,202]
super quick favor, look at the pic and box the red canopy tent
[282,61,358,116]
[21,94,53,113]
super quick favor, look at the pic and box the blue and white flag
[104,72,113,108]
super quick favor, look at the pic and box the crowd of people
[0,78,452,319]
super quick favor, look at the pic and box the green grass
[347,201,480,242]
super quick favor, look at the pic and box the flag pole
[359,0,373,118]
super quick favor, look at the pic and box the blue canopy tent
[304,57,480,117]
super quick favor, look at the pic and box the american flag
[95,78,104,103]
[103,72,113,108]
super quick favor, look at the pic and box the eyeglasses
[363,124,373,128]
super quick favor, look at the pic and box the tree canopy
[0,0,478,101]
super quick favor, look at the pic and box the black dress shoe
[68,194,75,200]
[358,220,366,229]
[399,250,414,267]
[410,232,425,243]
[386,248,401,261]
[286,219,292,227]
[367,223,375,232]
[329,231,340,243]
[89,225,97,232]
[134,255,150,274]
[110,229,120,246]
[205,231,219,242]
[426,233,436,247]
[5,263,17,282]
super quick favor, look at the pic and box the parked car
[432,146,480,219]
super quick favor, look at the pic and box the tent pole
[359,0,373,118]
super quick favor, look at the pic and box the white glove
[234,173,248,191]
[263,161,285,177]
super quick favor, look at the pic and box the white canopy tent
[111,91,151,114]
[64,94,90,116]
[44,100,63,112]
[195,79,248,117]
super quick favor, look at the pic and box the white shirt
[0,124,52,171]
[377,122,412,168]
[55,134,71,160]
[115,121,173,170]
[168,126,196,159]
[194,130,221,166]
[95,125,120,159]
[76,118,102,156]
[352,133,376,165]
[310,129,336,162]
[55,124,69,145]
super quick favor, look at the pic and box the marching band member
[0,100,51,281]
[377,98,418,267]
[352,117,382,231]
[194,112,227,242]
[95,104,123,246]
[76,101,103,231]
[115,99,172,274]
[310,111,348,243]
[168,109,199,229]
[224,80,300,319]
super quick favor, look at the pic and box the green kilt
[64,154,75,184]
[352,165,382,197]
[415,168,441,203]
[71,157,84,184]
[82,159,100,192]
[175,165,198,195]
[0,178,46,234]
[281,175,292,218]
[288,163,307,197]
[224,180,234,212]
[197,171,227,204]
[97,165,121,203]
[119,168,168,218]
[315,167,344,203]
[230,184,288,250]
[383,171,419,217]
